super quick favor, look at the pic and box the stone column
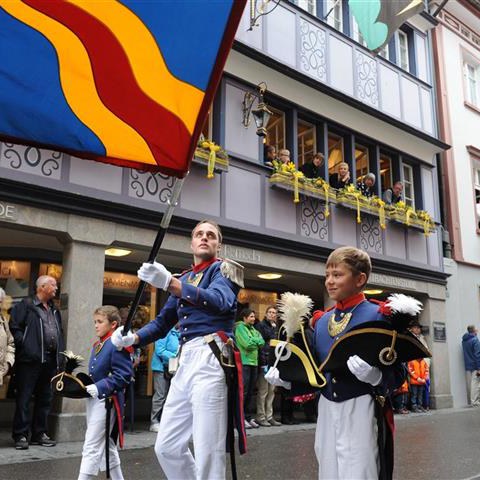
[423,295,453,409]
[50,216,114,441]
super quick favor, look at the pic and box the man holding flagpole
[112,219,245,480]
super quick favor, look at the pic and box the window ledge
[464,101,480,116]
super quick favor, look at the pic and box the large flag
[0,0,246,177]
[349,0,424,52]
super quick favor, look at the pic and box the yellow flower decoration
[200,140,221,179]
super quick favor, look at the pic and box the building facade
[0,1,452,439]
[432,0,480,407]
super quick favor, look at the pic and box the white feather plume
[385,293,423,316]
[277,292,313,339]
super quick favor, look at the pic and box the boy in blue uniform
[78,306,132,480]
[112,220,244,480]
[269,246,404,480]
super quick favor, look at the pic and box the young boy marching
[78,306,133,480]
[313,246,405,480]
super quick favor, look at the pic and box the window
[292,0,317,16]
[352,18,366,47]
[355,144,369,182]
[297,119,316,167]
[378,43,391,61]
[265,107,286,153]
[474,164,480,231]
[380,154,393,192]
[200,110,213,140]
[402,164,415,208]
[328,132,344,175]
[325,0,343,32]
[464,60,480,107]
[398,30,410,71]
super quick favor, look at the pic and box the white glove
[264,367,291,390]
[111,327,136,349]
[347,355,382,386]
[86,384,99,399]
[138,262,172,291]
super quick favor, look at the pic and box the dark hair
[468,325,477,334]
[192,219,223,243]
[239,308,255,320]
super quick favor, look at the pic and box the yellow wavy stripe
[0,0,156,165]
[69,0,204,134]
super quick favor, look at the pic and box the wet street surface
[0,408,479,479]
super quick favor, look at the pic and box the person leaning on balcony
[299,153,324,179]
[278,149,291,165]
[356,173,376,198]
[329,162,352,190]
[0,288,15,397]
[382,181,403,205]
[264,145,277,167]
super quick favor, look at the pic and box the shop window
[402,163,415,208]
[380,154,393,192]
[237,288,278,321]
[0,260,31,300]
[464,58,480,107]
[265,107,286,155]
[38,263,62,283]
[355,144,369,182]
[297,119,316,167]
[325,0,343,31]
[328,132,344,176]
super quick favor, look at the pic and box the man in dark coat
[462,325,480,406]
[300,153,324,179]
[10,275,65,450]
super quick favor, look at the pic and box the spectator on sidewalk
[0,288,14,398]
[462,325,480,406]
[10,275,65,450]
[149,325,180,433]
[408,358,429,413]
[409,321,431,410]
[235,308,265,429]
[392,379,409,414]
[255,306,281,427]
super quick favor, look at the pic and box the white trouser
[315,394,378,480]
[155,335,228,480]
[79,397,122,478]
[468,371,480,406]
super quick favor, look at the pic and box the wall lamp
[248,0,281,30]
[241,82,273,138]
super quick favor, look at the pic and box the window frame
[297,118,317,167]
[473,160,480,234]
[402,163,416,209]
[398,30,410,72]
[325,0,343,32]
[464,59,480,108]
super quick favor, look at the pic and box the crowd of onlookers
[264,144,405,205]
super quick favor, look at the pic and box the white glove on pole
[347,355,382,386]
[111,327,136,349]
[86,384,99,399]
[137,262,172,291]
[264,367,291,390]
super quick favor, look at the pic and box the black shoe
[281,418,294,425]
[30,433,56,447]
[14,436,29,450]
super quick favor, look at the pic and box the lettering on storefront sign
[103,273,139,290]
[0,203,17,222]
[223,245,261,264]
[369,273,417,290]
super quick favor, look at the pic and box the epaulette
[219,258,244,287]
[325,305,335,312]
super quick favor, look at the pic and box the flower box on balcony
[269,172,332,202]
[193,141,228,178]
[387,207,435,235]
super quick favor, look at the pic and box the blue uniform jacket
[151,328,180,372]
[137,260,240,346]
[314,299,404,402]
[89,338,133,403]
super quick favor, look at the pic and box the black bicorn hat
[51,351,93,399]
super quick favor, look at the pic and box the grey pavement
[1,407,480,479]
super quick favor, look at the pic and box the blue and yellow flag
[349,0,424,52]
[0,0,246,177]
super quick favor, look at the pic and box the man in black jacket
[255,306,281,427]
[299,153,324,179]
[10,275,65,450]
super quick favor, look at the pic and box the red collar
[94,329,114,346]
[335,292,366,310]
[192,257,218,273]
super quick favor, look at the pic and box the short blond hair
[94,305,121,325]
[326,246,372,281]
